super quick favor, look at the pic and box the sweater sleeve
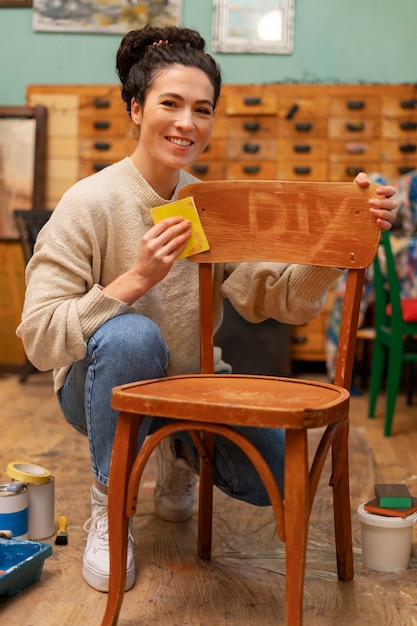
[220,262,343,325]
[16,193,132,372]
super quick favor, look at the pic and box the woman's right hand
[103,216,191,305]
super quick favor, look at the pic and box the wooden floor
[0,369,416,626]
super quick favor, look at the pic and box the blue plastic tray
[0,538,52,597]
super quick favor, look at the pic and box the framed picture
[33,0,182,33]
[212,0,295,54]
[0,106,47,240]
[0,1,32,6]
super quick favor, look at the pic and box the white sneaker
[154,438,197,522]
[83,485,136,592]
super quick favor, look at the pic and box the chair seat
[112,374,350,429]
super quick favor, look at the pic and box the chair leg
[102,412,140,626]
[284,430,309,626]
[331,423,353,581]
[197,431,215,560]
[368,339,386,418]
[384,346,403,437]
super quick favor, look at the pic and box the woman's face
[131,64,215,178]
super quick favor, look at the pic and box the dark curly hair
[116,25,222,113]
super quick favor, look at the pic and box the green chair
[368,230,417,436]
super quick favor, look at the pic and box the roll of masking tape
[7,462,51,485]
[6,462,55,539]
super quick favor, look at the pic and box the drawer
[78,137,136,160]
[329,96,381,117]
[198,139,227,161]
[45,177,76,207]
[226,116,278,140]
[48,136,78,158]
[79,116,134,138]
[329,163,380,182]
[382,95,417,117]
[381,140,417,162]
[278,118,327,139]
[228,139,277,161]
[379,163,417,180]
[278,96,328,119]
[211,110,228,138]
[276,162,327,181]
[328,118,381,140]
[291,317,327,361]
[277,139,327,161]
[185,161,227,180]
[79,160,119,178]
[224,85,277,115]
[78,89,126,117]
[226,161,276,180]
[382,118,417,140]
[328,140,381,163]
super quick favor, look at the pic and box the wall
[1,0,416,105]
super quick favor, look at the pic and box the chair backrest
[14,209,53,265]
[177,180,381,390]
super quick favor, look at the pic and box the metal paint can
[0,482,29,539]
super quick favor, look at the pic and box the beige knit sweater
[16,157,341,392]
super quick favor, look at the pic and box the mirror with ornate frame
[212,0,295,54]
[0,105,47,240]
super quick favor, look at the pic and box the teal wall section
[1,0,416,105]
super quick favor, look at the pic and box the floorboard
[0,371,416,625]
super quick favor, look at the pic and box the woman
[17,25,397,593]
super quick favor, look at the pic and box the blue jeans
[58,314,285,505]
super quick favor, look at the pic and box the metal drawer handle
[400,121,417,131]
[94,142,111,150]
[93,163,109,171]
[243,122,260,132]
[346,166,363,177]
[295,122,312,132]
[94,120,110,130]
[243,143,260,153]
[291,335,307,344]
[347,100,365,110]
[398,166,416,175]
[294,166,311,175]
[399,143,417,153]
[94,99,110,108]
[294,144,311,153]
[346,122,365,132]
[243,165,260,174]
[243,97,261,106]
[286,103,299,120]
[192,164,208,174]
[400,99,417,109]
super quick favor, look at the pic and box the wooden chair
[102,180,380,626]
[368,230,417,436]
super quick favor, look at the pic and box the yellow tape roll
[7,462,51,485]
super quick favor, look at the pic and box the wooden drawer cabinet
[27,82,417,363]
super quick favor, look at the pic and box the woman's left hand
[354,172,397,231]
